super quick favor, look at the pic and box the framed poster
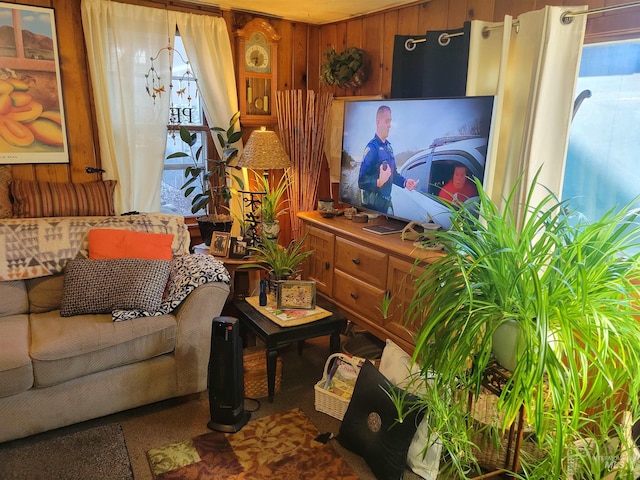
[210,232,230,257]
[0,3,69,164]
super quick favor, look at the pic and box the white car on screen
[391,135,487,230]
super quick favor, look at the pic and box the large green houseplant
[399,172,640,479]
[168,112,244,243]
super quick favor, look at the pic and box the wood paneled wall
[9,0,639,202]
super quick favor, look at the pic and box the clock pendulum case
[235,19,280,127]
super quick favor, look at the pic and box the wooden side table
[222,257,262,302]
[194,243,262,302]
[234,296,346,402]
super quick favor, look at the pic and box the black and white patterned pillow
[112,254,230,322]
[61,258,171,317]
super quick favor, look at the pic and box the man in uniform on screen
[358,105,417,214]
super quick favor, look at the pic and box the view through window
[161,35,208,216]
[562,40,640,224]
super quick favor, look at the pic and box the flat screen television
[338,96,495,231]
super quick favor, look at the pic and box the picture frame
[277,280,317,309]
[229,236,249,259]
[210,232,231,257]
[0,3,70,164]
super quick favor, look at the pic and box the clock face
[245,44,270,73]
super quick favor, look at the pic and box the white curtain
[81,0,239,214]
[81,0,172,213]
[176,13,238,154]
[466,5,587,223]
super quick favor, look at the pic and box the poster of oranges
[0,2,68,163]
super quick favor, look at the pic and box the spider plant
[250,169,291,224]
[239,236,313,279]
[399,171,640,479]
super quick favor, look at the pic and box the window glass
[161,35,207,216]
[562,40,640,221]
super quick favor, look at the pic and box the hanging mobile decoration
[145,35,199,144]
[144,37,198,107]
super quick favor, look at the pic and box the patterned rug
[147,408,358,479]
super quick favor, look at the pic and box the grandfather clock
[235,18,280,127]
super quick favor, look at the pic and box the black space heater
[207,316,250,433]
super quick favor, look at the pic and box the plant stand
[468,361,528,479]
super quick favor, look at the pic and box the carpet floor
[0,335,426,480]
[0,423,133,480]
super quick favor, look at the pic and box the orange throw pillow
[89,229,174,260]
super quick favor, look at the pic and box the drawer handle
[325,261,330,270]
[352,257,360,265]
[350,292,358,300]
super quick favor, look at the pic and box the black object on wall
[207,316,250,433]
[391,21,471,99]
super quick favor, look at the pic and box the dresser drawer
[334,237,388,289]
[333,269,385,325]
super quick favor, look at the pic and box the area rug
[147,408,358,479]
[0,423,133,480]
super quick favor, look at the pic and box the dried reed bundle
[275,90,332,239]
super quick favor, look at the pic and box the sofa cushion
[26,273,64,313]
[11,179,116,218]
[29,310,177,387]
[0,280,28,317]
[60,258,171,317]
[0,314,34,397]
[88,229,174,260]
[112,254,230,321]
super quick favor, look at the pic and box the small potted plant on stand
[396,171,640,479]
[168,112,244,245]
[239,236,313,296]
[251,169,291,241]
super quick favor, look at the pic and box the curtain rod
[405,1,640,50]
[561,0,640,24]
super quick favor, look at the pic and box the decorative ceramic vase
[491,319,523,372]
[268,271,289,301]
[262,220,280,241]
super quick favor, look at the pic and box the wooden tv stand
[298,211,443,353]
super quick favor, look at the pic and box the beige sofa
[0,214,230,443]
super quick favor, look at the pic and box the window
[160,35,209,216]
[562,40,640,222]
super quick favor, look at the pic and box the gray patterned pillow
[111,254,230,322]
[61,258,171,317]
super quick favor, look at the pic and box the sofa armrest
[172,281,230,395]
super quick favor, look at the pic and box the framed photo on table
[277,280,316,309]
[210,232,230,257]
[229,236,249,259]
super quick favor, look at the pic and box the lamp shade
[237,127,291,169]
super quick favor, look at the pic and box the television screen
[338,96,495,230]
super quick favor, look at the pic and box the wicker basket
[314,353,364,420]
[243,347,282,399]
[470,389,545,472]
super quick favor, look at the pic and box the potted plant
[251,169,291,240]
[320,46,368,88]
[397,172,640,479]
[239,236,313,293]
[168,112,244,245]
